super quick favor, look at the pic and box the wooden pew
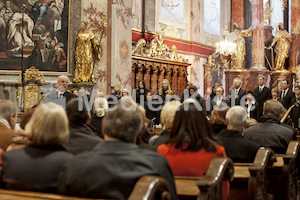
[0,175,171,200]
[230,148,275,200]
[266,141,300,200]
[175,157,234,200]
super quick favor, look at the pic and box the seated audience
[245,100,295,154]
[149,101,181,146]
[0,100,17,150]
[209,106,230,135]
[243,118,258,133]
[1,103,73,192]
[215,106,259,163]
[57,99,177,200]
[90,97,108,138]
[64,99,103,155]
[6,108,36,151]
[157,102,228,200]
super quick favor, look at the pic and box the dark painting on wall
[0,0,69,72]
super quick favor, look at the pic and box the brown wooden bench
[0,175,171,200]
[174,157,234,200]
[230,148,275,200]
[266,141,300,200]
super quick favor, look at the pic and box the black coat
[2,145,73,192]
[58,140,177,200]
[90,113,104,138]
[280,89,295,109]
[149,129,171,147]
[244,115,295,154]
[135,88,150,104]
[253,86,272,120]
[181,91,206,114]
[63,123,103,155]
[216,129,259,163]
[229,88,247,106]
[290,97,300,130]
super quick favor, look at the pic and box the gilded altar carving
[132,31,188,63]
[267,23,292,71]
[18,66,44,110]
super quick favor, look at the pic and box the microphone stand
[21,4,26,112]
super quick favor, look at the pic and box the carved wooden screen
[132,57,189,96]
[132,34,190,96]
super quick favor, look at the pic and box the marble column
[251,0,266,70]
[289,0,300,72]
[231,0,245,30]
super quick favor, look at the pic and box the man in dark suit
[229,78,247,106]
[280,79,295,109]
[253,75,271,121]
[290,85,300,131]
[0,100,17,150]
[45,75,76,108]
[58,99,177,200]
[215,106,259,163]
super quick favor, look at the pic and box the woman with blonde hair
[90,97,108,138]
[1,103,73,192]
[158,79,172,102]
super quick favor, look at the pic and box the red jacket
[157,144,229,199]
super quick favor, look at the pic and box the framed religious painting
[0,0,70,73]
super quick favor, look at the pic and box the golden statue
[231,23,252,69]
[267,23,292,70]
[74,22,102,82]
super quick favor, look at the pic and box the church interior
[0,0,300,199]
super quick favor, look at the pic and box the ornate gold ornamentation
[132,31,188,63]
[267,23,292,71]
[19,66,45,83]
[18,66,45,109]
[264,0,273,26]
[24,86,39,109]
[281,0,288,11]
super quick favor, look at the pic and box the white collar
[0,118,11,129]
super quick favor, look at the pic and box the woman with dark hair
[136,80,149,105]
[157,103,229,199]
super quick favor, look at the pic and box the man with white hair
[215,106,259,163]
[45,75,76,107]
[0,100,17,150]
[58,100,177,199]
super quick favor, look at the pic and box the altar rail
[132,56,190,96]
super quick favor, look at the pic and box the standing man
[280,79,295,109]
[253,75,271,121]
[45,75,76,107]
[229,78,247,106]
